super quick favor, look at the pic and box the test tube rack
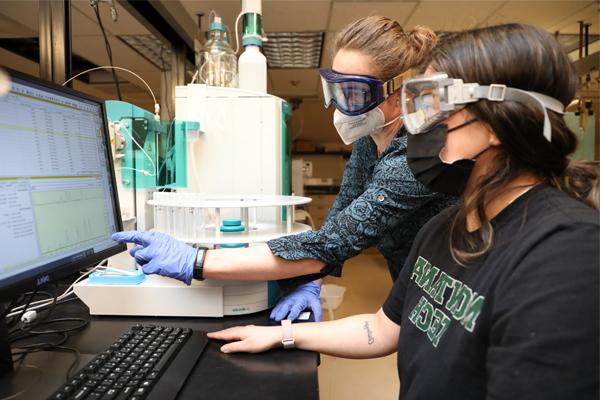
[149,192,312,246]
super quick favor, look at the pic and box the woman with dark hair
[208,24,599,399]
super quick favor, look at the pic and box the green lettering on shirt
[408,296,452,347]
[460,295,484,332]
[406,256,487,347]
[408,296,428,325]
[427,309,452,347]
[427,272,455,305]
[417,263,440,291]
[415,301,434,331]
[448,283,473,320]
[410,257,429,283]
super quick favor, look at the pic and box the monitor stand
[0,304,41,400]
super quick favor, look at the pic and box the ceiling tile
[548,2,599,34]
[72,35,161,94]
[180,1,240,34]
[268,68,321,97]
[0,1,39,33]
[181,1,331,34]
[320,32,337,69]
[262,1,331,32]
[405,1,503,31]
[484,1,595,31]
[329,2,418,31]
[0,14,36,38]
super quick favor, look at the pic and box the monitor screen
[0,71,125,300]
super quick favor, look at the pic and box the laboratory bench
[4,289,320,400]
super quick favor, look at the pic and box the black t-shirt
[383,184,599,399]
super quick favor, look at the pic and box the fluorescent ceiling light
[262,32,324,69]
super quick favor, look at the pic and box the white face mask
[333,108,400,145]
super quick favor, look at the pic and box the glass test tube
[193,207,204,241]
[186,205,195,241]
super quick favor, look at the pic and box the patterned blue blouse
[268,127,457,287]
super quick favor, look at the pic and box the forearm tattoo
[363,321,374,345]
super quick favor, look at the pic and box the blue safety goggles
[319,68,411,116]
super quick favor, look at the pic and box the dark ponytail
[549,161,599,210]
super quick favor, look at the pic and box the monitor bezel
[0,67,127,302]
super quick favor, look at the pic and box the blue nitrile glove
[270,281,322,322]
[111,231,197,285]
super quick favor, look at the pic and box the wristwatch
[192,248,207,281]
[281,319,295,349]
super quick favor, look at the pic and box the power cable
[91,1,122,101]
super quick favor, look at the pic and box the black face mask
[406,120,479,197]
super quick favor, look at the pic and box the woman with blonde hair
[113,16,456,322]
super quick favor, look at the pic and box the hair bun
[407,25,438,59]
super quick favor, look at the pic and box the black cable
[11,332,69,350]
[7,288,39,329]
[1,294,21,320]
[160,45,173,121]
[10,317,89,382]
[92,2,122,101]
[7,291,57,336]
[54,345,81,381]
[7,281,90,382]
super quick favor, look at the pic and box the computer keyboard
[49,324,208,400]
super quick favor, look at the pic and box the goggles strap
[383,69,415,98]
[472,85,565,142]
[447,117,478,133]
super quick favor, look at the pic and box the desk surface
[8,298,319,400]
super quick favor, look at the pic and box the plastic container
[199,17,238,88]
[320,284,346,310]
[238,44,267,93]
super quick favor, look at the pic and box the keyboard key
[61,385,74,394]
[68,378,82,387]
[72,386,91,400]
[93,385,108,393]
[84,364,98,373]
[100,388,118,400]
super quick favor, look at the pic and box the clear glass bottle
[199,17,238,88]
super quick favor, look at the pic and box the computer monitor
[0,69,125,374]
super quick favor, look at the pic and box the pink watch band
[281,319,295,349]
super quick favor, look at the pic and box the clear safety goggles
[320,68,412,116]
[401,73,565,140]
